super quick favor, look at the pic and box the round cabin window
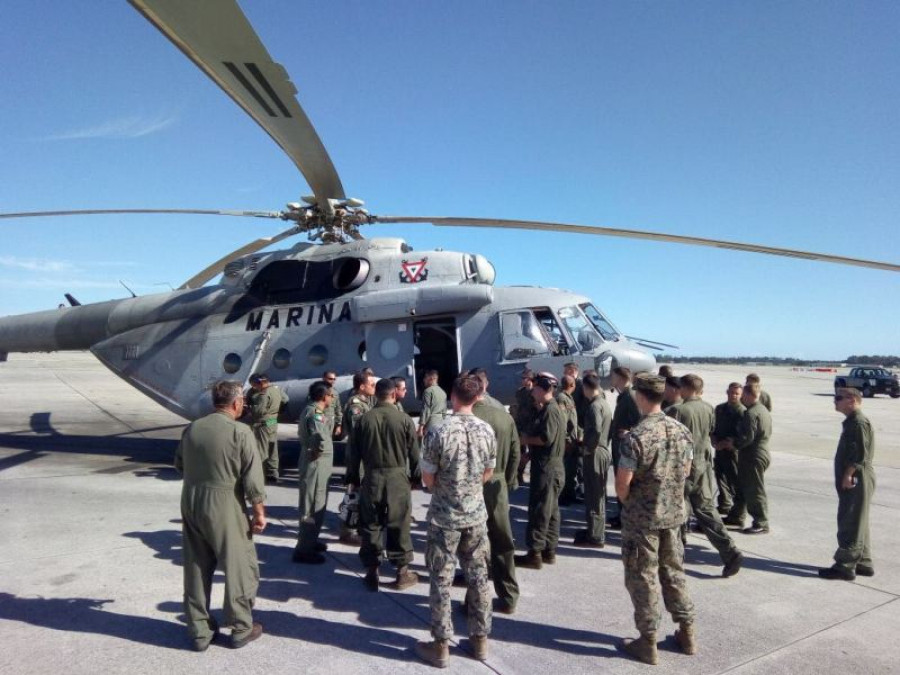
[223,352,242,374]
[308,344,328,366]
[379,338,400,360]
[272,348,291,369]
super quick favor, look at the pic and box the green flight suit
[472,399,521,608]
[247,384,283,479]
[341,393,372,540]
[728,401,772,528]
[672,397,740,565]
[174,410,265,647]
[295,402,334,554]
[419,384,448,432]
[526,398,566,553]
[581,393,612,542]
[609,385,641,521]
[833,410,875,572]
[759,389,773,412]
[712,400,745,511]
[351,402,420,568]
[557,390,580,503]
[482,392,505,410]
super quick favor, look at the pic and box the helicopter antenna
[119,280,137,298]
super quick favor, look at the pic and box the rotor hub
[281,198,372,243]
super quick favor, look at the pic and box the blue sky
[1,1,898,359]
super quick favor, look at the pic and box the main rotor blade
[0,208,283,220]
[179,226,301,290]
[373,216,900,273]
[130,0,345,207]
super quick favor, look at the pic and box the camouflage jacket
[422,413,497,530]
[556,390,580,445]
[420,384,448,430]
[835,410,874,488]
[619,412,693,531]
[298,402,334,457]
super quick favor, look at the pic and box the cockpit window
[531,307,570,356]
[579,303,620,341]
[499,311,552,361]
[558,306,603,352]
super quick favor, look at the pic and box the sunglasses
[834,395,845,401]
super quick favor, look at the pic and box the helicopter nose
[619,345,657,374]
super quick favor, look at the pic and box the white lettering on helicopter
[245,301,352,332]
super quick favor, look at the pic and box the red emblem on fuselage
[399,258,428,283]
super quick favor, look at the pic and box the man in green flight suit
[515,372,566,570]
[725,382,772,534]
[340,370,377,545]
[469,367,505,409]
[616,373,697,665]
[574,372,612,548]
[745,373,772,412]
[418,369,447,437]
[557,374,581,506]
[247,373,285,485]
[514,369,536,485]
[293,380,336,564]
[471,382,521,613]
[350,378,420,591]
[322,370,343,438]
[712,383,745,514]
[175,380,266,651]
[819,387,876,580]
[670,375,743,578]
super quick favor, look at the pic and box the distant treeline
[657,355,900,368]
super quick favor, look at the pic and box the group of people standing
[172,361,877,667]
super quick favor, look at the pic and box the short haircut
[561,374,575,389]
[728,382,743,391]
[352,370,369,389]
[212,380,243,408]
[533,374,557,391]
[583,369,597,378]
[308,380,331,402]
[453,374,483,405]
[746,373,761,384]
[468,366,489,383]
[323,370,337,379]
[424,369,439,382]
[636,387,664,405]
[665,376,681,389]
[362,367,375,377]
[836,387,862,402]
[744,382,761,396]
[390,376,406,389]
[658,365,674,378]
[680,374,704,394]
[583,373,601,390]
[375,378,396,400]
[563,361,578,372]
[612,366,632,381]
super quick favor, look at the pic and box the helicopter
[1,0,898,422]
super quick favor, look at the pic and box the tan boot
[395,565,418,590]
[470,635,488,661]
[619,633,658,665]
[415,639,449,668]
[674,622,697,655]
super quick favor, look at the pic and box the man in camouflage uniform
[247,373,285,485]
[574,372,612,547]
[175,380,266,650]
[340,370,377,545]
[608,366,641,529]
[472,386,521,613]
[350,378,420,591]
[515,372,566,569]
[557,374,581,506]
[670,375,743,578]
[725,382,772,534]
[712,383,745,514]
[416,374,497,667]
[293,380,336,564]
[418,369,447,436]
[819,387,876,580]
[616,373,696,665]
[745,373,772,412]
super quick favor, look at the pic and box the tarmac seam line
[0,542,145,566]
[50,370,145,437]
[717,596,899,674]
[767,481,898,510]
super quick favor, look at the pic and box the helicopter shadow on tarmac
[0,412,182,480]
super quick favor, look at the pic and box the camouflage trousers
[426,522,491,640]
[621,526,695,636]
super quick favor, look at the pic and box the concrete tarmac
[0,353,898,674]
